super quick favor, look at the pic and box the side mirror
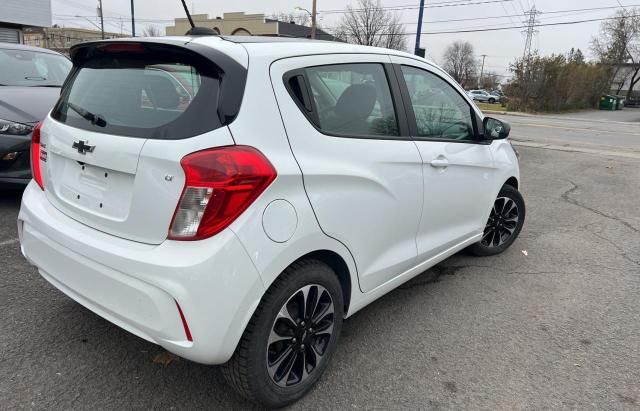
[483,117,511,140]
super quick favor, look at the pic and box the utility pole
[130,0,136,37]
[479,54,487,88]
[521,6,540,106]
[97,0,105,39]
[522,6,540,62]
[311,0,317,39]
[414,0,425,56]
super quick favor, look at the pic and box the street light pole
[311,0,317,39]
[414,0,425,56]
[130,0,136,37]
[295,4,317,39]
[98,0,105,39]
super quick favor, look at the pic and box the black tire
[488,98,496,104]
[468,184,525,256]
[221,259,344,408]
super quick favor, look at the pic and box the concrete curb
[483,110,640,126]
[511,140,640,160]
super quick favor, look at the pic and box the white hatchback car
[18,36,524,407]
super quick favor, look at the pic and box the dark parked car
[0,43,71,187]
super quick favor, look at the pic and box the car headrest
[144,75,180,109]
[335,83,377,120]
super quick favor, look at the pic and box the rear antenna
[181,0,195,29]
[180,0,218,35]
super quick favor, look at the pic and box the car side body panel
[226,49,360,303]
[269,53,425,293]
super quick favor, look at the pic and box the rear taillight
[168,146,277,241]
[31,122,44,190]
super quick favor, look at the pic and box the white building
[0,0,52,44]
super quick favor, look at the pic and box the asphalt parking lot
[1,113,639,409]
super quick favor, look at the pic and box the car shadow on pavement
[0,188,23,205]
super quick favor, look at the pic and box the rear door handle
[430,157,449,168]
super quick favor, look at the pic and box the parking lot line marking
[0,238,19,247]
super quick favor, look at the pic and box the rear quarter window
[287,63,401,139]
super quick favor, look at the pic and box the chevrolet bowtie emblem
[72,140,95,155]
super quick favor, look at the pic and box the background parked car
[468,89,501,104]
[0,43,71,188]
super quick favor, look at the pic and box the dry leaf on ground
[153,351,179,367]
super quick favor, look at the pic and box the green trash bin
[615,96,625,110]
[599,95,616,110]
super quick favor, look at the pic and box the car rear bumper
[18,181,265,364]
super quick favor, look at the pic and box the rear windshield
[0,48,71,87]
[51,43,243,139]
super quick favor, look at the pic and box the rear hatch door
[41,39,247,244]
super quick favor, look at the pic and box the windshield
[0,48,71,87]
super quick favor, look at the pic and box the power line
[320,13,640,36]
[316,4,640,32]
[501,1,519,24]
[517,0,527,13]
[318,0,475,13]
[54,4,640,27]
[318,0,515,14]
[421,14,640,35]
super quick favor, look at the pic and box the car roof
[74,36,440,71]
[0,42,65,56]
[219,36,315,43]
[185,35,438,66]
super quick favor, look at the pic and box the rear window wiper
[67,102,107,127]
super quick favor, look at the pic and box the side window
[401,66,476,142]
[302,63,400,138]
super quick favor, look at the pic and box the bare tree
[334,0,407,51]
[591,9,640,95]
[480,71,500,90]
[442,41,477,87]
[270,12,311,27]
[142,25,164,37]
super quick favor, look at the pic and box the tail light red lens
[31,122,44,190]
[168,146,277,241]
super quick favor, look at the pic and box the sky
[50,0,636,80]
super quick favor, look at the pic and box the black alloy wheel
[267,284,335,387]
[468,184,525,256]
[481,196,520,248]
[222,260,343,408]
